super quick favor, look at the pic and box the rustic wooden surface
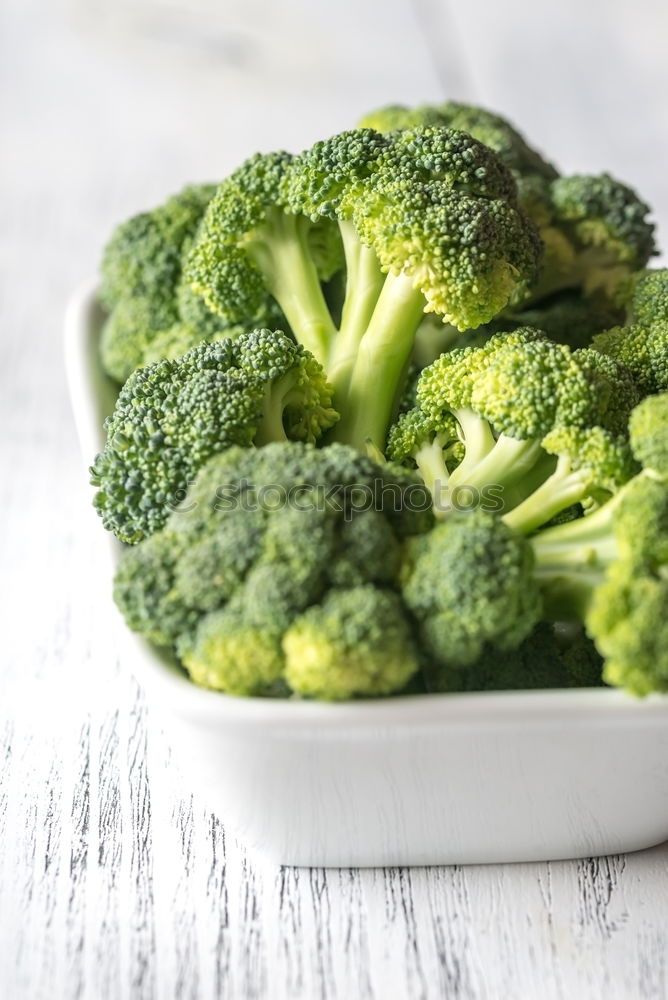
[2,1,668,996]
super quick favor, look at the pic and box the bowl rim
[65,281,668,729]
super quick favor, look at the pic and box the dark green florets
[98,183,265,382]
[358,101,558,183]
[91,330,338,543]
[550,173,656,269]
[528,173,657,304]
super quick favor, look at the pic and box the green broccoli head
[529,173,656,304]
[100,184,216,310]
[184,127,542,452]
[593,321,668,396]
[550,173,656,272]
[402,510,543,679]
[113,442,431,698]
[357,101,558,183]
[180,605,285,696]
[185,150,342,365]
[587,562,668,696]
[283,586,419,700]
[619,268,668,326]
[90,330,339,543]
[348,128,541,330]
[98,183,258,383]
[405,328,637,528]
[629,392,668,479]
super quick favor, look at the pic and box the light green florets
[283,587,419,700]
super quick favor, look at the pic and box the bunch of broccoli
[91,99,668,701]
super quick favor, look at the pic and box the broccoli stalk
[239,208,338,363]
[330,271,427,448]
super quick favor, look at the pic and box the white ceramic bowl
[65,283,668,867]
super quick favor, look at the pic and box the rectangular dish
[65,282,668,867]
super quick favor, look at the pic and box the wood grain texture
[2,0,668,997]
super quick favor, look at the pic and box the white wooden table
[2,1,668,996]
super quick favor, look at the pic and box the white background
[2,0,668,997]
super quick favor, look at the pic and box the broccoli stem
[447,409,496,486]
[529,499,620,620]
[328,222,386,399]
[503,455,595,535]
[330,271,426,451]
[448,430,543,513]
[254,374,294,446]
[414,437,452,508]
[249,211,337,365]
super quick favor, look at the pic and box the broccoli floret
[617,267,668,326]
[528,173,656,304]
[283,587,419,700]
[392,328,637,524]
[98,184,274,383]
[401,509,543,678]
[357,105,656,314]
[592,321,668,395]
[112,530,193,646]
[586,565,668,695]
[430,622,604,693]
[90,330,338,543]
[423,622,596,693]
[180,606,285,696]
[526,393,668,693]
[100,184,215,309]
[358,101,558,184]
[112,442,431,698]
[186,150,343,363]
[186,127,541,451]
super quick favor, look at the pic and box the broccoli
[388,329,638,524]
[113,442,431,698]
[593,323,668,396]
[527,393,668,694]
[186,127,541,451]
[401,509,543,679]
[617,267,668,326]
[526,173,656,305]
[92,111,668,703]
[98,184,281,382]
[357,100,558,186]
[423,621,603,693]
[283,587,419,700]
[91,329,338,543]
